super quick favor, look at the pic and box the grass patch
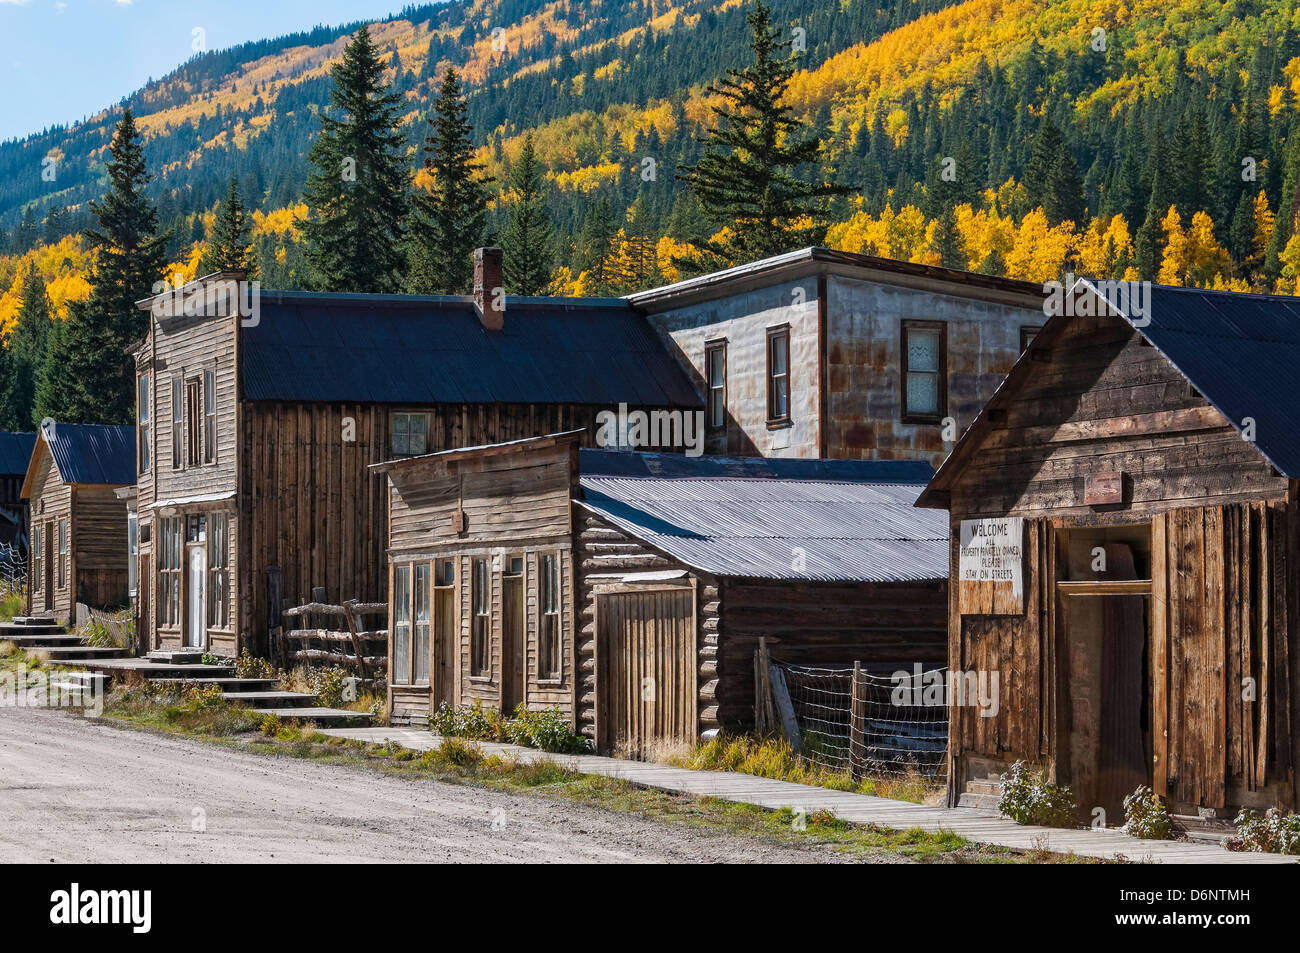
[0,587,22,622]
[670,734,942,804]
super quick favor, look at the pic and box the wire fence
[0,541,26,598]
[779,662,948,781]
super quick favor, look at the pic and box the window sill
[537,677,564,687]
[766,417,792,430]
[902,415,944,426]
[468,674,493,684]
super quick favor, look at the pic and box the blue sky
[0,0,414,142]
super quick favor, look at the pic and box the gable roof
[0,432,36,477]
[918,279,1300,507]
[575,449,946,583]
[241,292,702,408]
[22,422,136,496]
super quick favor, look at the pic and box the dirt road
[0,707,859,863]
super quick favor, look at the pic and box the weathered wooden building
[377,431,950,756]
[130,253,701,656]
[630,248,1046,466]
[0,431,36,554]
[21,422,134,622]
[917,280,1300,819]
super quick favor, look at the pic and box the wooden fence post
[342,599,370,680]
[849,661,864,782]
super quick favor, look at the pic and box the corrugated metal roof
[576,454,948,583]
[580,449,935,484]
[0,432,35,476]
[1081,281,1300,478]
[242,293,702,408]
[42,422,136,486]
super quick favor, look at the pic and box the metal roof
[575,452,947,583]
[580,449,935,484]
[1081,281,1300,479]
[242,292,702,408]
[0,432,35,476]
[40,422,136,486]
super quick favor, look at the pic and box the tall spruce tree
[39,108,166,424]
[0,268,51,430]
[501,134,554,295]
[201,176,258,278]
[301,24,409,293]
[407,67,492,294]
[677,0,849,264]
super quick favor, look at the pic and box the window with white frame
[392,565,411,686]
[158,517,182,627]
[207,512,228,628]
[138,375,150,474]
[539,553,561,680]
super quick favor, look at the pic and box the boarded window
[137,375,150,474]
[705,340,726,431]
[539,553,561,680]
[207,513,229,628]
[414,563,430,685]
[471,558,490,676]
[766,327,790,422]
[902,322,946,421]
[56,519,67,590]
[393,565,411,686]
[171,378,183,469]
[204,368,216,464]
[158,517,182,627]
[390,413,429,457]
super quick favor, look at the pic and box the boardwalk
[323,727,1297,865]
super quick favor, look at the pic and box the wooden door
[138,554,152,652]
[186,543,206,648]
[598,588,696,759]
[434,588,455,707]
[43,520,53,612]
[501,567,524,715]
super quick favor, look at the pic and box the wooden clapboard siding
[948,313,1287,520]
[383,437,581,725]
[70,485,130,610]
[25,452,73,622]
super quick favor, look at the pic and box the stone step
[223,690,317,707]
[957,792,1001,812]
[251,707,373,724]
[8,616,60,627]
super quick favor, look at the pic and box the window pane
[907,329,940,373]
[393,566,411,685]
[409,414,428,455]
[774,377,788,418]
[414,564,430,684]
[906,372,939,416]
[770,334,787,375]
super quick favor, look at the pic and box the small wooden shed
[917,280,1300,820]
[21,421,135,623]
[376,432,951,757]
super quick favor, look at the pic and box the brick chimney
[473,246,505,331]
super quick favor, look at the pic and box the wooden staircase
[958,771,1004,812]
[1,617,371,724]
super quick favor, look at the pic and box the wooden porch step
[223,690,317,707]
[251,707,373,724]
[152,677,279,690]
[957,793,1001,812]
[146,650,207,665]
[0,622,67,637]
[0,633,83,647]
[37,646,127,660]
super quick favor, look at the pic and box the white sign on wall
[958,517,1025,614]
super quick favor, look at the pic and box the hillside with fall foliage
[6,0,1300,337]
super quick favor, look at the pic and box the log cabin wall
[383,437,580,725]
[940,307,1297,813]
[717,577,948,732]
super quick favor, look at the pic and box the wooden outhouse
[21,421,134,623]
[917,280,1300,820]
[377,431,950,757]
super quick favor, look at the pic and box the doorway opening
[1056,524,1153,823]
